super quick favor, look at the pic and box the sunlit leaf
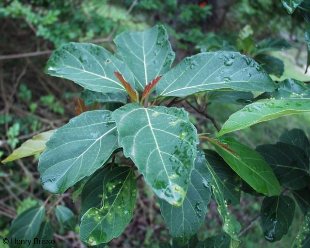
[218,99,310,136]
[208,137,281,196]
[2,130,54,163]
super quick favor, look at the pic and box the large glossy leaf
[2,130,54,163]
[156,52,275,97]
[114,25,175,91]
[257,143,310,190]
[112,104,198,206]
[205,150,241,240]
[8,206,45,248]
[293,188,310,214]
[45,42,134,94]
[80,166,136,245]
[209,137,281,196]
[281,0,304,14]
[159,151,212,238]
[218,99,310,136]
[261,196,295,242]
[81,90,127,105]
[38,110,118,193]
[293,210,310,247]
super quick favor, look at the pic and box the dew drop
[202,178,209,188]
[224,59,234,66]
[223,77,231,82]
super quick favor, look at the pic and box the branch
[0,50,52,61]
[185,100,220,131]
[238,214,260,237]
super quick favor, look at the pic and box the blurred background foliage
[0,0,309,247]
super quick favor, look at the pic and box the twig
[0,209,15,219]
[0,50,52,61]
[238,214,260,237]
[185,100,220,131]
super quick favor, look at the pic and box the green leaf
[205,150,241,240]
[81,166,110,216]
[33,221,54,248]
[196,233,231,248]
[255,54,284,77]
[17,198,40,215]
[269,51,310,82]
[218,99,310,136]
[207,91,254,105]
[204,150,241,205]
[255,38,291,55]
[81,90,127,105]
[80,166,137,245]
[55,205,76,230]
[293,188,310,214]
[38,110,118,193]
[159,151,212,238]
[112,104,198,206]
[8,206,45,248]
[171,235,199,248]
[156,52,275,97]
[273,80,310,99]
[2,130,54,163]
[114,25,175,91]
[260,196,295,242]
[209,137,281,196]
[257,143,310,190]
[305,29,310,73]
[279,128,310,156]
[293,210,310,247]
[281,0,304,14]
[45,42,134,94]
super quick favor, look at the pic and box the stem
[185,100,220,131]
[238,214,260,237]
